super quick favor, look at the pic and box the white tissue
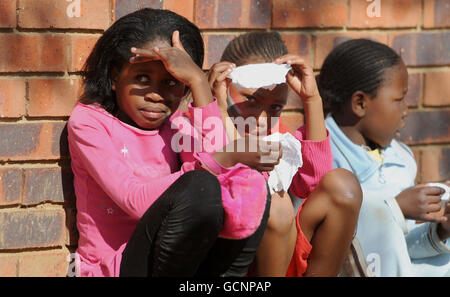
[228,63,291,91]
[426,183,449,201]
[264,132,303,195]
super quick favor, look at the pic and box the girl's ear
[111,67,119,91]
[350,91,369,118]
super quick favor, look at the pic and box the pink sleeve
[197,152,268,239]
[171,99,228,163]
[68,118,197,220]
[289,125,333,199]
[188,98,228,152]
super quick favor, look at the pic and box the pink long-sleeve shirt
[68,100,332,277]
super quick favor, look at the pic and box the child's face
[360,61,409,147]
[228,85,288,137]
[112,41,186,130]
[227,58,288,137]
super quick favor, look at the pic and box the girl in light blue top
[319,39,450,276]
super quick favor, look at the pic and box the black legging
[119,170,271,277]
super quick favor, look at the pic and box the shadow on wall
[59,124,79,257]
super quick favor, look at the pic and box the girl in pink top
[209,31,363,276]
[68,9,281,277]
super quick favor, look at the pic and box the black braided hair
[220,31,288,66]
[318,39,401,113]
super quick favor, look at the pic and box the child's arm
[289,125,333,199]
[274,55,332,197]
[398,182,450,259]
[208,61,239,142]
[275,55,327,141]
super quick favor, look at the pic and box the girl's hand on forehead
[208,61,235,111]
[275,54,320,103]
[130,30,204,87]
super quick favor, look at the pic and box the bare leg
[299,168,362,276]
[248,190,297,276]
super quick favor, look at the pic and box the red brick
[420,148,450,183]
[0,79,26,118]
[18,0,110,30]
[18,250,69,277]
[0,209,65,250]
[411,148,421,184]
[398,110,450,145]
[0,254,17,277]
[314,33,388,69]
[28,78,81,117]
[0,167,22,205]
[0,121,69,161]
[164,0,194,22]
[272,0,348,28]
[405,73,421,107]
[202,33,237,69]
[0,0,16,28]
[196,0,271,29]
[69,34,101,72]
[424,0,450,28]
[390,32,450,66]
[23,167,75,205]
[423,72,450,106]
[280,33,312,66]
[349,0,421,28]
[0,34,67,72]
[114,0,162,20]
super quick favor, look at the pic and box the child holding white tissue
[208,31,363,277]
[319,39,450,276]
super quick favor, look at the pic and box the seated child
[209,31,363,276]
[68,9,281,277]
[319,38,450,276]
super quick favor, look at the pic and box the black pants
[119,170,271,277]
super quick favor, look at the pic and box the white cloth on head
[228,63,291,91]
[263,132,303,195]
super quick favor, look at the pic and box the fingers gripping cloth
[426,183,450,201]
[263,132,303,195]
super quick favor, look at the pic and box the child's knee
[266,191,296,235]
[177,170,224,226]
[319,168,362,212]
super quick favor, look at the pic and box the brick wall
[0,0,111,277]
[0,0,448,276]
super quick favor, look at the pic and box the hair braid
[220,31,288,66]
[318,39,401,112]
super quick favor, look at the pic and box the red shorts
[286,203,312,277]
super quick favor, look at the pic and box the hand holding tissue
[264,132,303,195]
[426,183,449,202]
